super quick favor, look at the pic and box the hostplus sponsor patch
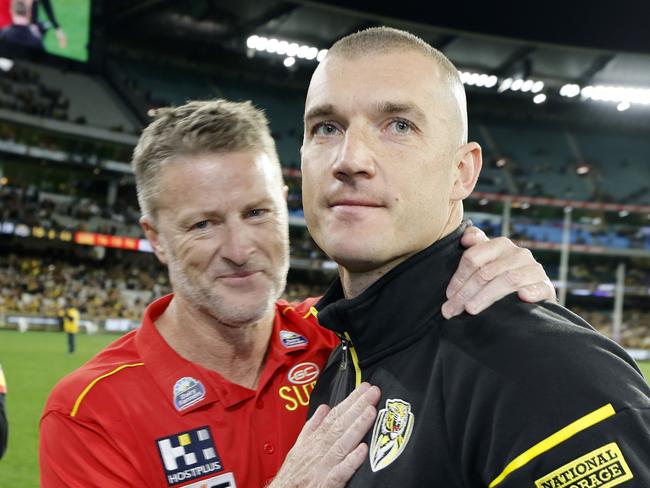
[156,426,223,486]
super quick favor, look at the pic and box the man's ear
[140,215,168,265]
[450,142,482,202]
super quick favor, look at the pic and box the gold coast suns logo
[369,398,415,472]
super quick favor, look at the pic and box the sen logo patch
[173,377,206,411]
[369,398,415,472]
[288,362,320,385]
[280,330,308,348]
[180,472,237,488]
[156,426,223,486]
[535,442,633,488]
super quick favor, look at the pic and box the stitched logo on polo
[280,330,308,348]
[535,442,633,488]
[156,426,223,486]
[369,398,415,472]
[173,376,206,411]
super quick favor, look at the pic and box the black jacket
[309,223,650,487]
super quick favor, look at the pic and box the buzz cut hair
[132,99,281,220]
[326,26,468,143]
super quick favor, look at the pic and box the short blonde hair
[132,99,280,219]
[327,27,467,143]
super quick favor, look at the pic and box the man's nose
[220,222,254,267]
[332,127,377,182]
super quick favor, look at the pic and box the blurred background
[0,0,650,484]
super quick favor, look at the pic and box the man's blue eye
[315,123,338,136]
[392,120,412,133]
[192,220,208,230]
[249,209,268,217]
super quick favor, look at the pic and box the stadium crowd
[0,63,70,121]
[0,253,167,320]
[1,252,648,349]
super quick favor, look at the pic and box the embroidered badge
[369,398,415,472]
[280,330,308,348]
[156,426,223,486]
[287,362,320,385]
[173,377,206,411]
[534,442,634,488]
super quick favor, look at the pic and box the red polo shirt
[40,294,338,488]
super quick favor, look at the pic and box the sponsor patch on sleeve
[534,442,633,488]
[156,426,224,486]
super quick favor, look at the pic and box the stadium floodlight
[246,35,258,49]
[287,43,299,57]
[498,77,513,93]
[580,84,650,108]
[533,93,547,104]
[560,84,581,97]
[297,45,310,59]
[276,40,288,55]
[531,81,544,93]
[458,71,499,90]
[266,38,279,54]
[485,75,498,88]
[305,47,317,60]
[0,57,14,72]
[283,57,296,67]
[246,35,326,66]
[575,163,591,175]
[256,36,269,51]
[521,79,534,92]
[511,78,524,91]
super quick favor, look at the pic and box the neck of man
[340,204,463,299]
[155,294,275,390]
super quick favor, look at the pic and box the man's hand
[442,226,556,319]
[269,383,381,488]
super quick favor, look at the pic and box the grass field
[0,330,649,487]
[0,330,116,487]
[41,0,91,62]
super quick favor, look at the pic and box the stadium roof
[97,1,650,130]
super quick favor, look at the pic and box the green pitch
[0,330,649,487]
[0,329,116,487]
[40,0,91,62]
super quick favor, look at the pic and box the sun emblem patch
[369,398,415,472]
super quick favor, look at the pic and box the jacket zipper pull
[340,337,349,371]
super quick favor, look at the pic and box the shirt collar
[135,295,317,412]
[315,221,469,365]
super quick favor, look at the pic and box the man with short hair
[41,99,554,488]
[303,27,650,486]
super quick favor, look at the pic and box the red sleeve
[40,411,146,488]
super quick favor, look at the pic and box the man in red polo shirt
[40,100,554,488]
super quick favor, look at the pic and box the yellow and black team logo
[535,442,634,488]
[369,398,415,472]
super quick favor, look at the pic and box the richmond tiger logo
[369,398,415,472]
